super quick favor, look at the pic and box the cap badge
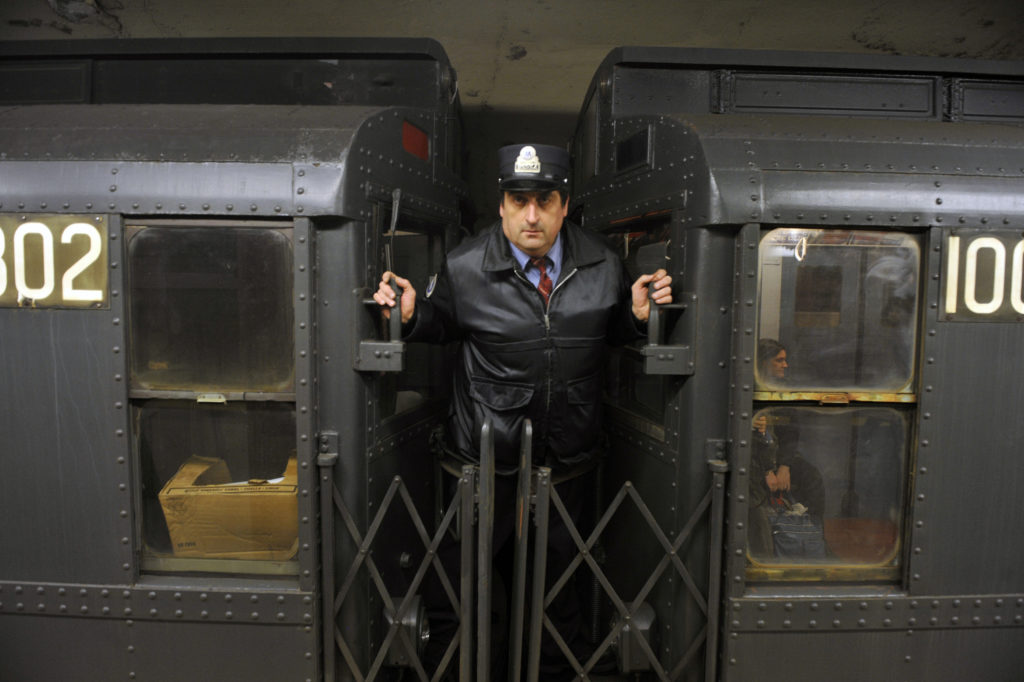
[514,146,542,174]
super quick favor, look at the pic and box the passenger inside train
[749,339,827,560]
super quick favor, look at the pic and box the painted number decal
[944,232,1024,321]
[0,215,109,309]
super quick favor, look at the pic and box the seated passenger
[749,339,827,559]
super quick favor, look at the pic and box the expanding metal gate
[320,418,728,682]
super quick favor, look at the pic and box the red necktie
[530,257,552,304]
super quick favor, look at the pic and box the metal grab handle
[355,281,406,372]
[388,282,404,341]
[647,293,665,347]
[354,186,407,372]
[641,291,693,376]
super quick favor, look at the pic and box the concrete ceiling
[2,0,1023,220]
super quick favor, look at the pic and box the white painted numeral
[945,235,960,315]
[61,222,103,301]
[963,237,1005,314]
[0,229,6,297]
[947,234,1024,317]
[1012,240,1024,315]
[14,222,55,301]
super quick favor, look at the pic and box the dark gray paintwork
[571,47,1024,681]
[0,38,465,682]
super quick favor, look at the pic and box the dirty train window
[128,222,298,575]
[749,228,919,578]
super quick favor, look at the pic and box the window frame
[744,225,923,583]
[126,218,301,577]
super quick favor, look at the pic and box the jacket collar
[481,219,606,273]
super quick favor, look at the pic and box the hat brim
[499,178,562,192]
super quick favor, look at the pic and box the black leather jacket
[405,220,643,471]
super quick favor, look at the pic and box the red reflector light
[402,120,429,161]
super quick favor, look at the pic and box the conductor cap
[498,144,570,191]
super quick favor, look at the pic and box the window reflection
[747,406,906,565]
[756,229,919,393]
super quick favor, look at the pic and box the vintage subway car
[0,38,467,682]
[567,47,1024,681]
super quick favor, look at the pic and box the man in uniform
[374,143,672,678]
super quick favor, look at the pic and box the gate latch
[317,430,339,467]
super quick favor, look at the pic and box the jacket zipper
[514,265,580,425]
[543,268,577,414]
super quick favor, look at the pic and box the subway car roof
[0,37,464,219]
[601,45,1024,79]
[0,36,451,62]
[0,37,457,108]
[572,47,1024,227]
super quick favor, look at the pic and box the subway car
[0,38,468,682]
[566,47,1024,681]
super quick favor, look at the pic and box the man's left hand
[631,268,672,322]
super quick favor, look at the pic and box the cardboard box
[159,455,298,561]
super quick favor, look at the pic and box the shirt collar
[507,232,563,271]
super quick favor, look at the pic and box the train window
[128,223,294,393]
[137,400,299,573]
[746,406,907,575]
[128,221,298,575]
[615,126,651,175]
[378,214,451,419]
[756,228,920,395]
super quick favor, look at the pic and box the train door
[316,194,470,682]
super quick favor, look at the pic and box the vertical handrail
[704,459,729,682]
[525,468,551,682]
[459,465,477,682]
[476,419,495,681]
[508,420,534,682]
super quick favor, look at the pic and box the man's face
[500,190,567,258]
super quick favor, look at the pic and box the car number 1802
[0,214,109,309]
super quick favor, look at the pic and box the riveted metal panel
[573,116,709,227]
[294,217,319,593]
[909,226,1024,594]
[0,614,130,680]
[0,104,366,163]
[724,224,762,601]
[957,79,1024,122]
[314,217,375,672]
[726,594,1024,633]
[731,73,940,118]
[0,581,316,625]
[128,620,317,682]
[724,627,1024,681]
[0,214,132,584]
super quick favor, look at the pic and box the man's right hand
[373,271,417,325]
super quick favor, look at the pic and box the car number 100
[0,215,109,309]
